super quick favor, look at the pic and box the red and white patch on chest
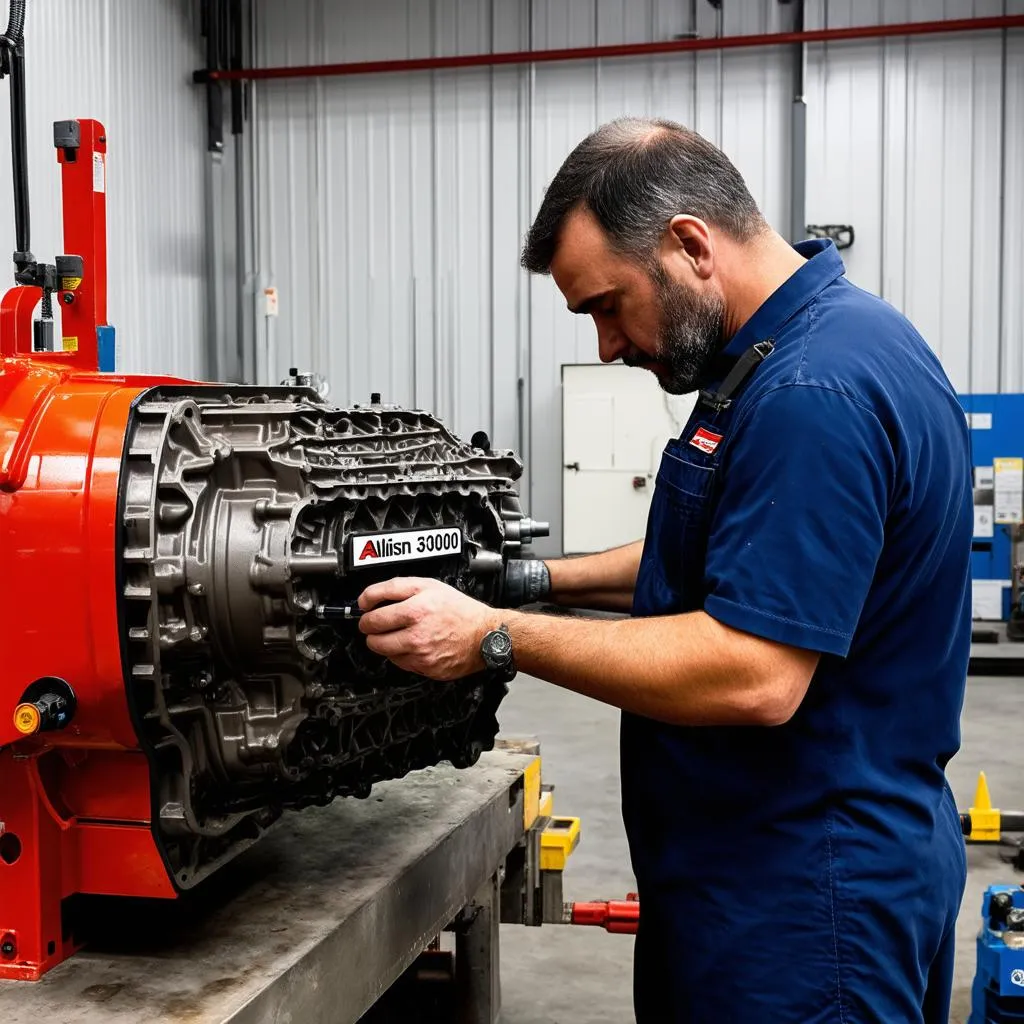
[688,426,723,455]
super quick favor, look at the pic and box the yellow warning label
[62,336,79,352]
[61,276,82,291]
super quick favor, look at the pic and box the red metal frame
[0,119,107,370]
[0,285,40,360]
[0,120,187,982]
[205,14,1024,82]
[56,118,107,369]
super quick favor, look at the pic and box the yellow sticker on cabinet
[62,336,79,352]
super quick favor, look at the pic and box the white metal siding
[250,0,1024,555]
[805,0,1024,395]
[0,0,207,378]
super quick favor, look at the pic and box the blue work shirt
[623,239,971,1023]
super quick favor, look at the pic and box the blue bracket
[96,324,116,372]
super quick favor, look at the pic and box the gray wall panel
[806,0,1017,396]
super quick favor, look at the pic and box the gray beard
[625,267,725,396]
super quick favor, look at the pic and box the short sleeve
[703,384,894,656]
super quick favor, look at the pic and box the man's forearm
[503,608,817,727]
[355,577,818,725]
[543,540,643,612]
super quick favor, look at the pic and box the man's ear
[663,215,714,280]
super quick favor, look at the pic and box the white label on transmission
[349,527,463,569]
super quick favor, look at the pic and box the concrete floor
[495,673,1024,1024]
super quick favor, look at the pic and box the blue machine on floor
[971,885,1024,1022]
[959,395,1024,622]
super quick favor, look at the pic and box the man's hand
[358,577,502,680]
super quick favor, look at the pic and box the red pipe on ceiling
[205,14,1024,83]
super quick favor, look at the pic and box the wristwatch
[480,623,515,678]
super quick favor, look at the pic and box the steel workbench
[0,746,540,1024]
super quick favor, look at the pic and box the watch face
[485,626,512,659]
[483,629,513,664]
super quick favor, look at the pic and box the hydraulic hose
[4,0,24,44]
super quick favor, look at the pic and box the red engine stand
[0,120,183,981]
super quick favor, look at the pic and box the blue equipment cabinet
[971,885,1024,1023]
[959,395,1024,622]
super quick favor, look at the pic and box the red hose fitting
[566,893,640,934]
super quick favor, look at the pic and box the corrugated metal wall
[0,0,207,377]
[250,0,1024,555]
[805,0,1024,396]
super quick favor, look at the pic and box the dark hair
[521,117,766,274]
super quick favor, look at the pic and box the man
[357,118,972,1022]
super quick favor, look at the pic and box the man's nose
[597,325,629,364]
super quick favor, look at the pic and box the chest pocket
[635,439,718,616]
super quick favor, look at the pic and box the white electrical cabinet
[561,364,697,555]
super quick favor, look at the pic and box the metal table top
[0,748,534,1024]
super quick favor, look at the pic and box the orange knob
[13,703,41,736]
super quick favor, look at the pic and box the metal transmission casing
[118,385,538,889]
[0,359,545,980]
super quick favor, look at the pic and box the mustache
[623,350,655,368]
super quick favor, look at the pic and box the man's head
[521,118,767,394]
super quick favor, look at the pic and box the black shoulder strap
[697,338,775,412]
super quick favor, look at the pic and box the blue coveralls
[623,239,972,1023]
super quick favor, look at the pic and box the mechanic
[357,118,972,1022]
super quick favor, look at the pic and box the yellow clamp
[519,757,581,870]
[541,816,581,872]
[523,757,542,830]
[969,771,1001,842]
